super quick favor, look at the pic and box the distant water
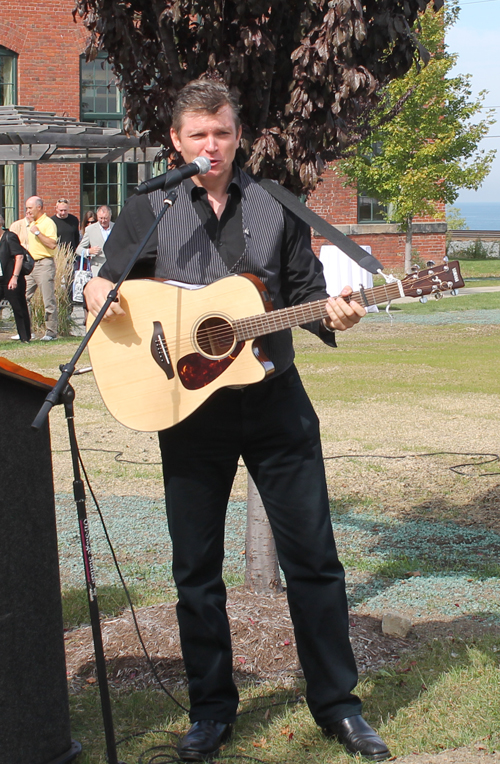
[454,202,500,230]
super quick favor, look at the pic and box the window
[0,46,18,225]
[0,167,18,227]
[82,163,120,221]
[80,53,145,220]
[357,194,388,223]
[0,45,17,106]
[80,53,123,128]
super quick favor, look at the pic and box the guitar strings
[150,278,430,354]
[121,275,446,362]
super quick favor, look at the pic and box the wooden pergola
[0,105,159,196]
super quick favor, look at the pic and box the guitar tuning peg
[426,260,436,267]
[450,289,459,296]
[411,264,419,272]
[419,296,428,304]
[434,292,443,300]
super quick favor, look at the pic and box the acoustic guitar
[88,261,464,432]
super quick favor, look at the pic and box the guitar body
[88,261,464,432]
[87,274,273,432]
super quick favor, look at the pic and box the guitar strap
[258,178,384,275]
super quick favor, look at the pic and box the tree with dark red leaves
[74,0,442,193]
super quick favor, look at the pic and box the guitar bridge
[151,322,175,380]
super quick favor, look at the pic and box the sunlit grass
[69,638,500,763]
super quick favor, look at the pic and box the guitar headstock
[401,261,465,299]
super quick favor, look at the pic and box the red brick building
[308,165,446,271]
[0,0,446,269]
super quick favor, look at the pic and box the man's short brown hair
[172,79,241,134]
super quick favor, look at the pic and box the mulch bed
[65,587,415,694]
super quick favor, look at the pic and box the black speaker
[0,357,80,764]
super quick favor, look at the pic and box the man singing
[84,78,390,763]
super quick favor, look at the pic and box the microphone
[134,156,211,195]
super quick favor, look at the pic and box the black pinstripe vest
[148,169,295,376]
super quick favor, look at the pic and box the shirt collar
[185,165,242,201]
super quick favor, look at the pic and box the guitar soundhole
[195,317,236,358]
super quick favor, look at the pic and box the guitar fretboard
[233,282,402,340]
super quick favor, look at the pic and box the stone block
[381,611,412,638]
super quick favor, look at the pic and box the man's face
[55,202,69,219]
[170,105,241,186]
[97,209,111,229]
[25,199,42,221]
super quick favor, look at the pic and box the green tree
[337,5,496,272]
[446,205,468,232]
[74,0,442,194]
[445,204,468,250]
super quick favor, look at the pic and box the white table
[320,244,379,312]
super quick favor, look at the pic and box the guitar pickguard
[178,342,245,390]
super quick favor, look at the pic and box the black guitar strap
[258,178,384,275]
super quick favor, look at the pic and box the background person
[23,196,58,341]
[51,197,80,253]
[81,210,97,235]
[0,214,31,342]
[9,213,30,249]
[76,205,113,277]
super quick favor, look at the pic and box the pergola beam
[0,105,160,167]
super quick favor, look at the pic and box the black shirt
[187,177,245,270]
[0,230,25,285]
[100,175,336,346]
[51,213,80,251]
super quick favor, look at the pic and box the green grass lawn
[2,288,500,764]
[457,258,500,279]
[392,291,499,313]
[70,636,500,763]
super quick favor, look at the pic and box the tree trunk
[404,216,414,273]
[245,474,283,592]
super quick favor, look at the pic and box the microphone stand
[31,184,179,764]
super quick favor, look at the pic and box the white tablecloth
[320,244,379,312]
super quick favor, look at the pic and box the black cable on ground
[322,450,500,476]
[55,446,500,476]
[78,452,189,714]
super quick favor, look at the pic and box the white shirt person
[76,205,114,276]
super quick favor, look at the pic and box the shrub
[457,239,490,260]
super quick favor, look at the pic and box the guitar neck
[233,282,402,340]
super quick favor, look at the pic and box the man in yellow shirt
[23,196,58,340]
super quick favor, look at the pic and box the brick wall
[308,162,446,270]
[308,165,358,224]
[1,0,87,219]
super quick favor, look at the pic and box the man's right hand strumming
[84,276,126,320]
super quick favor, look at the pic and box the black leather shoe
[177,720,233,761]
[323,715,390,761]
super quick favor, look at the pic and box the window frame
[0,46,19,224]
[357,194,389,224]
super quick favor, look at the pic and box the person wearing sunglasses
[51,198,80,254]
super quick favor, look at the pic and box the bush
[30,243,76,336]
[457,239,490,260]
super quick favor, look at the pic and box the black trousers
[0,274,31,341]
[158,365,361,727]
